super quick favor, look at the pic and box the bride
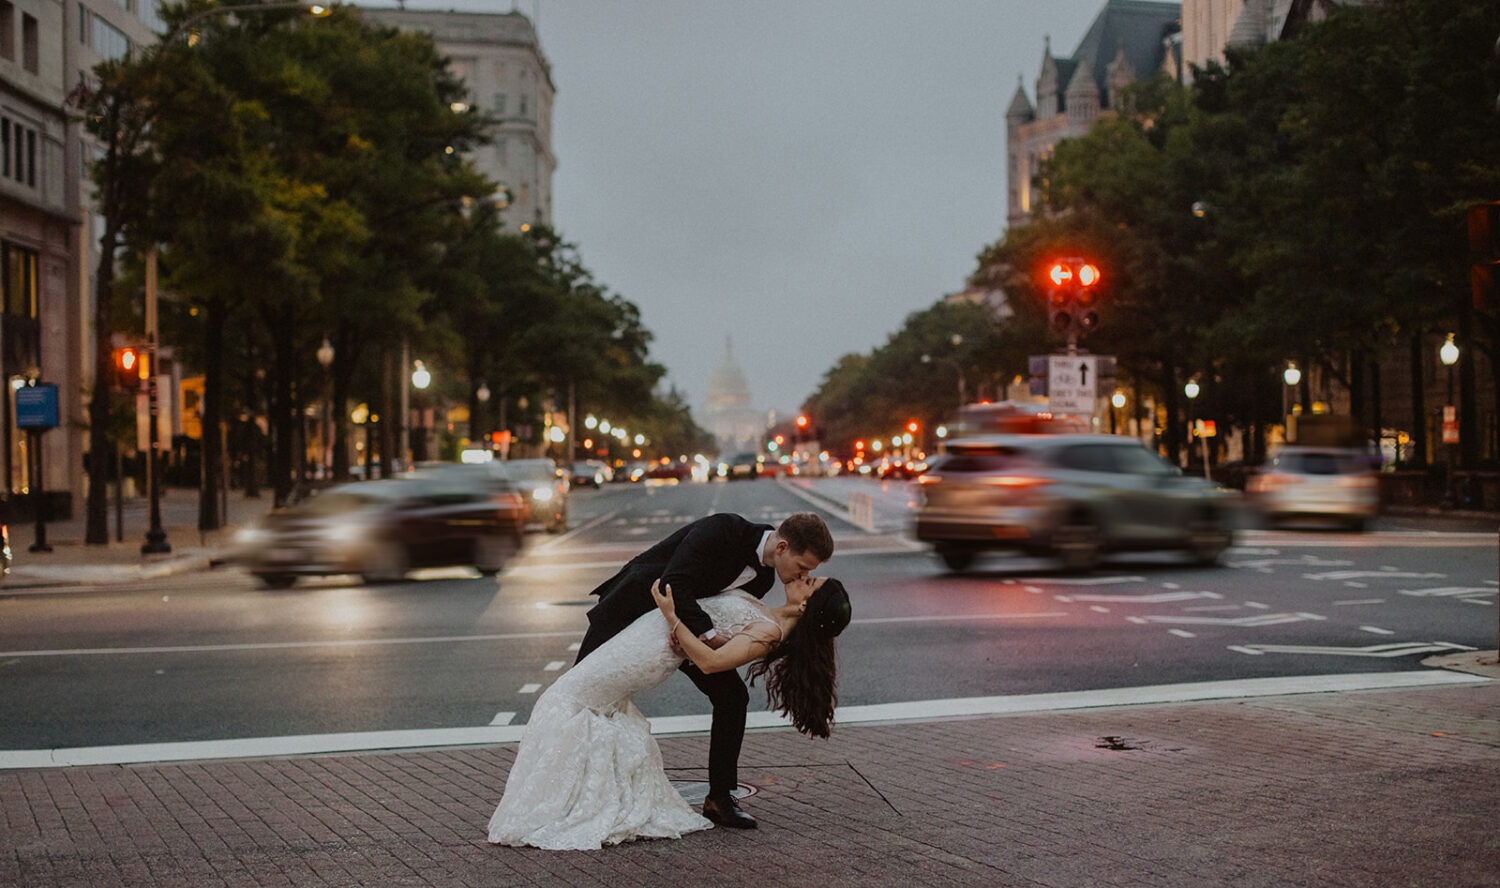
[487,574,852,850]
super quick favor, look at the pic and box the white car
[1247,446,1379,531]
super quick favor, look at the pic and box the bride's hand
[651,579,676,620]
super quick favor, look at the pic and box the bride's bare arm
[653,581,777,673]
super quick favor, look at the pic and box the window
[1,114,38,188]
[519,93,528,117]
[0,1,14,62]
[496,137,507,165]
[20,10,35,72]
[493,93,506,115]
[91,15,129,60]
[140,1,167,34]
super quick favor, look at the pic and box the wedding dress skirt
[488,591,772,850]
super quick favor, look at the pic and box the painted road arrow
[1227,641,1477,658]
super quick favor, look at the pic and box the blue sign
[15,383,59,430]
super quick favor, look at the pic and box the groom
[577,510,835,829]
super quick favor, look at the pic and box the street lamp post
[1185,379,1208,479]
[1110,391,1126,435]
[921,335,967,411]
[1439,334,1460,504]
[411,360,432,463]
[1282,362,1302,444]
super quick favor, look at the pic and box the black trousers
[678,660,750,799]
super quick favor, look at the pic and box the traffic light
[1044,257,1102,336]
[114,346,141,390]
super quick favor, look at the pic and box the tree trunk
[85,224,119,545]
[198,296,224,530]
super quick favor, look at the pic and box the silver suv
[1246,446,1378,531]
[912,434,1234,572]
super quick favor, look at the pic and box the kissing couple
[488,511,851,850]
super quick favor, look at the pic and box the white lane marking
[1359,626,1395,635]
[1399,586,1497,598]
[543,661,565,672]
[1056,591,1223,604]
[1045,576,1147,586]
[1245,601,1270,609]
[1182,604,1245,612]
[854,612,1068,625]
[1229,556,1352,569]
[1128,612,1325,627]
[1305,570,1446,581]
[1089,606,1110,613]
[518,683,541,694]
[0,612,1069,660]
[1227,641,1476,658]
[1333,598,1386,606]
[0,630,585,659]
[489,711,515,726]
[1161,582,1182,589]
[3,672,1485,770]
[1344,582,1368,588]
[1167,629,1196,638]
[529,507,624,553]
[566,642,581,651]
[1463,598,1495,606]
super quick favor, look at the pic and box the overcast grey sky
[384,0,1113,419]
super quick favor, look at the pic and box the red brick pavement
[3,681,1497,887]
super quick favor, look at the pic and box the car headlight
[233,526,270,547]
[532,488,554,503]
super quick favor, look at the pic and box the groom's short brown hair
[777,512,834,562]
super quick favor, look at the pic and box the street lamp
[1282,362,1301,442]
[411,360,432,462]
[1184,379,1207,478]
[1110,390,1126,435]
[1440,334,1459,474]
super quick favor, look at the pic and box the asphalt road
[0,479,1495,752]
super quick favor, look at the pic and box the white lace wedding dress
[487,590,776,850]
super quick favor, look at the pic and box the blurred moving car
[504,458,570,532]
[912,434,1235,572]
[229,476,525,588]
[1246,445,1379,530]
[570,461,610,489]
[723,452,761,480]
[645,459,694,482]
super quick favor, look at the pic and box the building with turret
[1005,0,1183,228]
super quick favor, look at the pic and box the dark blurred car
[645,459,693,482]
[877,456,926,481]
[228,477,525,588]
[570,461,608,489]
[504,458,569,532]
[1246,445,1379,530]
[912,434,1234,572]
[723,452,761,480]
[616,461,649,483]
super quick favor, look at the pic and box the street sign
[14,383,59,430]
[1048,356,1097,415]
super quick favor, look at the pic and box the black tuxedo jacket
[585,512,775,643]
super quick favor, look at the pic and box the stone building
[1005,0,1183,229]
[362,6,555,232]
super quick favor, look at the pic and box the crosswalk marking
[1128,612,1325,627]
[1228,641,1476,658]
[1056,590,1223,604]
[1398,586,1496,598]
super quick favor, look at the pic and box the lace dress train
[488,591,771,850]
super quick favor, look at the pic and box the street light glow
[411,360,431,390]
[1184,380,1201,400]
[1440,334,1459,366]
[1283,363,1301,387]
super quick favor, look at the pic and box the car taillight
[980,475,1051,489]
[917,474,943,485]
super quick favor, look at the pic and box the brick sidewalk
[4,680,1497,887]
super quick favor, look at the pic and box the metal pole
[142,250,170,554]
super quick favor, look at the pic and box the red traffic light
[117,347,137,373]
[796,414,809,429]
[1048,262,1072,286]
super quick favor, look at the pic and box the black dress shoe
[702,795,757,829]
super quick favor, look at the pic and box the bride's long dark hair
[747,579,852,739]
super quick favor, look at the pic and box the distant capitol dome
[702,338,765,453]
[707,341,752,409]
